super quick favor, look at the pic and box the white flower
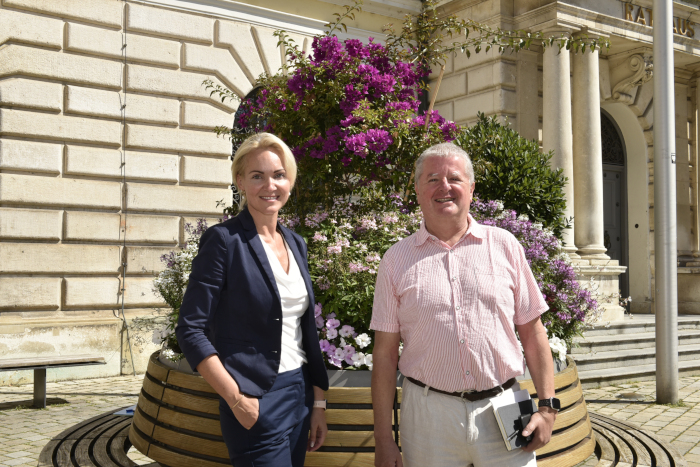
[518,214,529,221]
[495,200,504,211]
[339,337,347,347]
[533,222,543,230]
[161,348,176,361]
[365,353,373,370]
[548,336,567,363]
[351,352,366,367]
[354,333,371,349]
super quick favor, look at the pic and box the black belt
[406,376,517,402]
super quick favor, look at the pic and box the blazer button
[272,350,278,354]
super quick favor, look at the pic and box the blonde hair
[232,133,297,208]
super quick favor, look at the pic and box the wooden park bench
[0,355,106,408]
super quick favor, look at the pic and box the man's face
[415,155,475,223]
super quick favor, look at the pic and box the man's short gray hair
[414,142,474,185]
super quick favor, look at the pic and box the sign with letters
[622,2,696,38]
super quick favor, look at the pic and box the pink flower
[326,328,338,339]
[314,303,323,317]
[326,318,340,330]
[315,315,325,329]
[319,339,331,352]
[339,325,355,337]
[327,245,342,255]
[313,232,328,242]
[366,253,381,263]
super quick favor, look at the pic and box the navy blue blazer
[175,207,329,397]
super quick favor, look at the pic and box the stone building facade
[1,0,699,384]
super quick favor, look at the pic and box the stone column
[572,44,609,259]
[542,39,577,257]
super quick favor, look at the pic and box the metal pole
[653,0,679,404]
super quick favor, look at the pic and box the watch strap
[313,399,327,410]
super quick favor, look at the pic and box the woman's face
[237,148,291,217]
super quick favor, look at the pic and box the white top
[260,236,309,372]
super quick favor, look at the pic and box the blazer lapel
[238,208,281,303]
[281,226,314,302]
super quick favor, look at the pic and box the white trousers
[399,378,537,467]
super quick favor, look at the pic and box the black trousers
[219,365,313,467]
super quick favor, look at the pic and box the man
[371,143,559,467]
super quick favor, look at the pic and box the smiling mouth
[435,198,455,203]
[260,196,279,200]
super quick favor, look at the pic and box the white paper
[490,388,531,410]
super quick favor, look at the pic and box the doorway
[601,110,629,298]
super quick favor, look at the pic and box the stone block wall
[0,0,313,384]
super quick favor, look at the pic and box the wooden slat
[137,392,161,419]
[326,408,399,426]
[146,444,230,467]
[519,357,578,395]
[54,438,77,467]
[323,431,375,448]
[110,425,138,467]
[94,422,134,467]
[326,387,373,404]
[552,397,587,431]
[142,375,165,401]
[591,415,653,466]
[148,353,171,382]
[304,451,375,467]
[325,387,402,405]
[128,424,153,460]
[533,378,583,411]
[167,370,217,394]
[162,387,219,414]
[132,406,156,438]
[152,425,229,459]
[156,406,222,436]
[37,439,61,467]
[0,354,105,369]
[73,436,98,467]
[537,434,596,467]
[537,416,591,456]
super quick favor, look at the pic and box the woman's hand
[307,407,328,451]
[231,394,260,430]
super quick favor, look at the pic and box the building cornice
[129,0,387,40]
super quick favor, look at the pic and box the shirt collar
[414,213,485,247]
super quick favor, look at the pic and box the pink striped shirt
[370,215,548,392]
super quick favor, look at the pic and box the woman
[175,132,329,467]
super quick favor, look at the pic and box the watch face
[540,398,561,410]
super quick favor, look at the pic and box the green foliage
[454,113,569,239]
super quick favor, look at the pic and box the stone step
[578,357,700,389]
[573,343,700,372]
[571,329,700,354]
[580,314,700,337]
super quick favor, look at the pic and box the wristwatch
[313,400,327,410]
[538,397,561,412]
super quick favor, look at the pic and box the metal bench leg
[34,368,46,408]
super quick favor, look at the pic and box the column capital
[572,26,610,41]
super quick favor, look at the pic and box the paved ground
[0,374,699,467]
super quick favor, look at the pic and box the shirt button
[452,277,457,281]
[465,370,470,375]
[456,305,461,310]
[460,339,465,344]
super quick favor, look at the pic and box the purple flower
[339,325,355,337]
[326,318,340,330]
[319,339,331,352]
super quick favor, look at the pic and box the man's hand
[307,407,328,451]
[521,407,556,452]
[374,437,403,467]
[231,394,259,430]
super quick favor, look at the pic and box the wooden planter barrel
[129,352,593,467]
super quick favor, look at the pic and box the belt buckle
[459,389,478,399]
